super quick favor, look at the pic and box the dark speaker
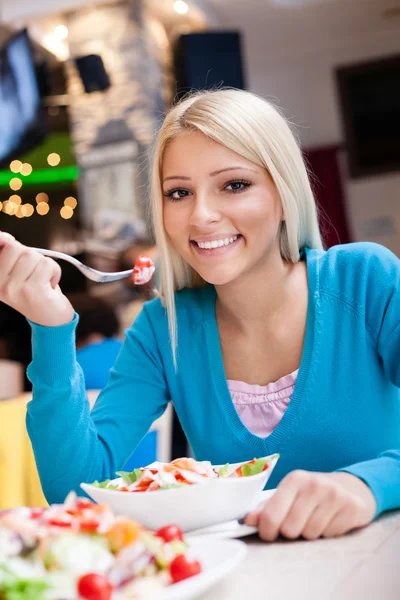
[173,31,245,99]
[74,54,110,93]
[35,61,52,97]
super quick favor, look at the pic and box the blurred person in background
[68,293,123,390]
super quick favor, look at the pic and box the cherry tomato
[77,573,113,600]
[135,255,153,269]
[170,554,201,583]
[156,524,184,543]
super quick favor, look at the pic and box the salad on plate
[0,493,201,600]
[90,456,276,493]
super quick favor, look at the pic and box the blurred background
[0,0,399,506]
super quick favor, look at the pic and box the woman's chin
[197,268,240,287]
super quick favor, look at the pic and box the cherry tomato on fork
[170,554,202,583]
[135,256,154,269]
[77,573,113,600]
[155,524,184,543]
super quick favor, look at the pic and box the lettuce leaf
[115,469,143,485]
[0,566,48,600]
[241,458,267,477]
[91,480,119,490]
[158,483,185,491]
[218,464,230,478]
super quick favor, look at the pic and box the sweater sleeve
[26,305,170,504]
[338,243,400,517]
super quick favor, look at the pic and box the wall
[248,28,400,255]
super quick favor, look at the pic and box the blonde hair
[150,89,323,364]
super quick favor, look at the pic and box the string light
[36,202,50,215]
[36,193,49,203]
[20,163,33,176]
[60,206,73,219]
[0,202,2,211]
[10,160,22,173]
[47,153,61,167]
[9,178,22,191]
[16,206,25,218]
[9,195,21,205]
[24,204,34,217]
[64,196,77,209]
[5,201,17,215]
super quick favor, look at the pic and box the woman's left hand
[245,470,377,541]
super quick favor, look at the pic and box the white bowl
[80,454,279,532]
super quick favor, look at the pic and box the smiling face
[162,130,284,287]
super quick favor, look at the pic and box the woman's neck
[215,252,302,336]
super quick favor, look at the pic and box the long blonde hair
[150,89,323,364]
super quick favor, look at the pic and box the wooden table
[204,510,400,600]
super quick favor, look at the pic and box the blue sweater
[27,243,400,516]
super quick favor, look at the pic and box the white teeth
[196,235,238,249]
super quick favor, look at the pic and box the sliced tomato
[77,573,113,600]
[156,524,184,543]
[170,554,201,583]
[30,508,45,519]
[48,513,73,528]
[77,498,95,510]
[79,518,100,532]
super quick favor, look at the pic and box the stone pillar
[65,0,169,238]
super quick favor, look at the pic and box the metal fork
[32,248,135,283]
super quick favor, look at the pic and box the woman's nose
[189,196,221,228]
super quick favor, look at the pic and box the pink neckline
[227,368,299,396]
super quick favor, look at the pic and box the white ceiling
[3,0,399,59]
[204,0,400,65]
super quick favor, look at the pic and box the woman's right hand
[0,231,74,327]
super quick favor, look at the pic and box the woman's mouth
[190,234,243,256]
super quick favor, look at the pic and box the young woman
[0,89,399,542]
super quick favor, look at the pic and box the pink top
[227,369,299,438]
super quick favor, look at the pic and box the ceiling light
[54,25,68,40]
[174,1,189,15]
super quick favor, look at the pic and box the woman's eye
[164,189,190,201]
[224,180,251,193]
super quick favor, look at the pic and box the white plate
[159,538,247,600]
[81,455,279,533]
[186,489,276,540]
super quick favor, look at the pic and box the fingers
[29,256,62,290]
[0,231,15,243]
[321,497,365,538]
[0,237,25,286]
[7,249,42,290]
[301,501,342,540]
[245,471,300,541]
[247,471,374,543]
[0,232,61,303]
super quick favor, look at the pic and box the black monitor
[0,29,47,167]
[336,54,400,178]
